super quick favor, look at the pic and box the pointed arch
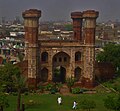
[52,66,66,83]
[41,52,48,62]
[75,51,81,61]
[74,67,81,81]
[52,51,70,83]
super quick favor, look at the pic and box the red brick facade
[22,9,100,88]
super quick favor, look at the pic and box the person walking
[57,96,62,105]
[72,101,77,109]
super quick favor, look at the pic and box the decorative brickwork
[22,9,41,86]
[22,9,99,88]
[71,12,83,41]
[82,10,99,88]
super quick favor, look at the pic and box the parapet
[83,10,99,18]
[71,12,83,19]
[22,9,41,18]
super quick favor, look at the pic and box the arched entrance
[74,67,81,81]
[53,66,66,83]
[52,52,70,83]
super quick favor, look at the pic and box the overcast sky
[0,0,120,22]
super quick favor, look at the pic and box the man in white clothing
[57,97,62,105]
[72,101,77,109]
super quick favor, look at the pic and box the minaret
[71,12,83,42]
[22,9,41,87]
[82,10,99,88]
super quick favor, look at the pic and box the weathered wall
[95,62,115,81]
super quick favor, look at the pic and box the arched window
[54,57,57,62]
[74,67,81,81]
[64,57,67,62]
[59,57,62,62]
[75,51,81,61]
[41,52,48,62]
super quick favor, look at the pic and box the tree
[0,63,20,92]
[80,99,96,111]
[0,92,9,111]
[0,63,26,111]
[65,24,73,31]
[0,64,12,111]
[96,43,120,74]
[0,83,9,111]
[12,71,26,111]
[66,76,75,92]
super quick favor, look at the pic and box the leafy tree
[66,76,75,92]
[65,24,73,31]
[0,82,9,111]
[80,99,96,111]
[0,64,12,111]
[0,63,20,92]
[96,43,120,74]
[0,92,9,111]
[12,71,26,111]
[0,63,26,111]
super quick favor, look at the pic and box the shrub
[72,87,81,94]
[44,83,60,93]
[37,85,44,93]
[50,89,56,94]
[12,92,18,96]
[44,84,53,91]
[54,83,62,92]
[24,92,29,95]
[66,77,75,92]
[28,85,35,93]
[49,83,60,94]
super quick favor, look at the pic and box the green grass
[5,93,117,111]
[102,77,120,92]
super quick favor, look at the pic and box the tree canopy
[0,63,21,92]
[65,24,73,31]
[0,63,26,111]
[96,43,120,74]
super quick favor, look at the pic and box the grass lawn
[5,92,117,111]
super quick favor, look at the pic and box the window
[64,57,67,62]
[41,52,48,62]
[54,57,57,62]
[75,52,81,61]
[59,57,62,62]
